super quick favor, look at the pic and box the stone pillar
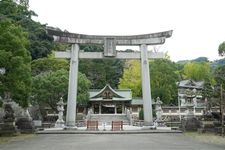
[115,104,117,114]
[66,44,79,127]
[122,103,125,114]
[140,44,153,125]
[99,103,101,114]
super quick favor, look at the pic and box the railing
[162,109,205,116]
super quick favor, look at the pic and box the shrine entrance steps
[89,114,130,125]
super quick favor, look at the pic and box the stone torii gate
[47,28,173,127]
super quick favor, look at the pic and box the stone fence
[162,106,220,117]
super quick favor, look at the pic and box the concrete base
[16,117,35,133]
[144,121,154,126]
[55,120,65,128]
[0,121,19,135]
[37,129,182,134]
[141,126,156,130]
[37,125,181,134]
[156,127,172,130]
[182,117,200,131]
[64,126,78,130]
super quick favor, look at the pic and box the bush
[139,109,144,120]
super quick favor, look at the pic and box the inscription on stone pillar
[104,38,116,57]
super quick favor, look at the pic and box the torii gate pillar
[140,44,153,124]
[66,44,79,127]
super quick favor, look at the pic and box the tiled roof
[89,84,132,101]
[178,79,204,89]
[131,99,143,105]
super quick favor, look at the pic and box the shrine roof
[89,84,132,101]
[131,99,143,105]
[178,79,204,89]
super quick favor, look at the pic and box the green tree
[80,44,104,52]
[77,73,91,106]
[119,59,180,105]
[79,44,124,89]
[0,0,54,59]
[212,65,225,129]
[32,69,91,110]
[218,41,225,56]
[119,60,142,97]
[31,57,91,109]
[150,59,180,105]
[31,57,69,76]
[0,19,31,107]
[79,60,107,89]
[80,59,124,89]
[19,0,29,8]
[32,69,68,110]
[214,65,225,88]
[182,62,212,81]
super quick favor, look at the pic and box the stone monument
[154,97,165,127]
[0,97,18,135]
[15,107,35,133]
[47,27,173,127]
[155,97,163,121]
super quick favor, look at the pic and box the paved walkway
[0,134,224,150]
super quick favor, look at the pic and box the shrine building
[88,84,143,117]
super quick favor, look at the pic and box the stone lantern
[182,89,200,131]
[185,89,196,118]
[55,97,66,128]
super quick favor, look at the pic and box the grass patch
[0,134,35,144]
[184,132,225,146]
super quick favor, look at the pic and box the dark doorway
[101,105,115,114]
[93,104,99,114]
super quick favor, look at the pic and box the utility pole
[220,84,224,137]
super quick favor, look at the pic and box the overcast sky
[29,0,225,62]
